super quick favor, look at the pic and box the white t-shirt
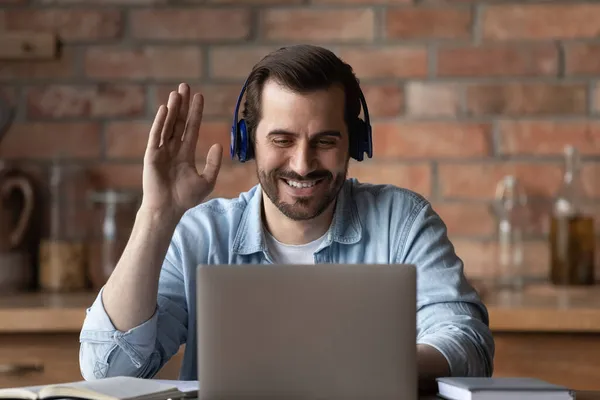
[264,229,327,264]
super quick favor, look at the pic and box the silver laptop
[195,263,417,400]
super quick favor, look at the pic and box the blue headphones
[230,78,373,163]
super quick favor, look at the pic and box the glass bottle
[549,145,595,286]
[492,175,528,291]
[38,155,89,292]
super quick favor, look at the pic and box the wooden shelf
[0,283,599,333]
[485,284,600,333]
[0,291,95,333]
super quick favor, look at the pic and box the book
[436,377,575,400]
[152,380,198,398]
[0,376,195,400]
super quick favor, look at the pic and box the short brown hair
[241,44,362,146]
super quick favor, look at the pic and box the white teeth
[286,180,317,188]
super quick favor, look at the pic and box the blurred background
[0,0,599,391]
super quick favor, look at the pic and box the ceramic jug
[0,174,35,291]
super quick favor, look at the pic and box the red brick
[40,0,164,3]
[565,43,600,76]
[106,120,232,163]
[438,162,563,200]
[360,84,403,118]
[206,163,258,200]
[583,163,600,200]
[195,121,232,161]
[466,84,587,116]
[372,122,491,159]
[260,9,374,42]
[313,0,408,3]
[36,0,164,3]
[155,84,241,118]
[105,121,146,160]
[483,4,600,40]
[89,163,143,190]
[432,202,494,237]
[0,122,101,160]
[90,162,259,200]
[405,82,461,117]
[26,84,145,119]
[85,46,202,80]
[338,47,428,78]
[207,0,301,3]
[498,121,600,156]
[0,47,76,81]
[521,200,552,238]
[419,0,483,3]
[131,9,250,40]
[386,7,472,39]
[4,9,122,41]
[41,0,164,2]
[209,46,280,79]
[453,239,549,279]
[437,45,558,77]
[347,162,432,197]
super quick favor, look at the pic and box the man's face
[253,79,350,221]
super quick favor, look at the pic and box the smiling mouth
[283,179,323,188]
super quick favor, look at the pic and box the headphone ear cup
[230,124,237,160]
[238,119,253,162]
[351,119,368,161]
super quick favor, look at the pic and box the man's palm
[141,84,223,218]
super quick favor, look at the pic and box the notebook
[0,376,196,400]
[436,377,575,400]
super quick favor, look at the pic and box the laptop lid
[196,263,417,400]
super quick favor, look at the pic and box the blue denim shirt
[79,179,494,381]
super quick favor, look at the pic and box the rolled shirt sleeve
[397,200,495,377]
[79,246,188,380]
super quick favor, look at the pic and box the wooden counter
[0,284,599,389]
[0,291,96,333]
[484,284,600,333]
[0,290,182,387]
[1,284,598,333]
[480,283,600,391]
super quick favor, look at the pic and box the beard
[258,162,348,221]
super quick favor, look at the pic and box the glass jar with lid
[87,189,140,290]
[39,155,90,292]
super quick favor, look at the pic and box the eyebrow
[266,129,342,139]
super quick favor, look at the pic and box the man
[79,44,494,393]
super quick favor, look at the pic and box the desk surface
[0,283,599,333]
[420,393,599,400]
[183,393,599,400]
[481,283,600,332]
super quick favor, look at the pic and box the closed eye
[317,138,337,147]
[272,138,292,147]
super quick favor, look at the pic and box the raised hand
[141,83,223,220]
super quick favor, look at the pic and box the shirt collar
[231,179,362,256]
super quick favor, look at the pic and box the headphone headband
[231,78,373,163]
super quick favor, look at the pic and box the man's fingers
[173,83,190,141]
[160,91,181,146]
[182,93,204,151]
[148,105,168,150]
[201,143,223,185]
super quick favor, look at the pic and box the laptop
[195,263,417,400]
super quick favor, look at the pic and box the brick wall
[0,0,599,281]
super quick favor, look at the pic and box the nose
[289,142,316,177]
